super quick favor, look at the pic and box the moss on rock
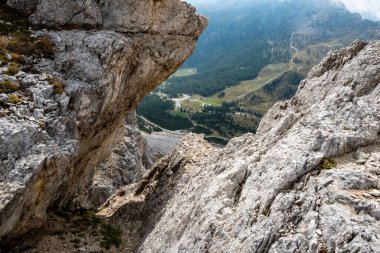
[320,158,337,170]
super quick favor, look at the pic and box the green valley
[137,0,380,143]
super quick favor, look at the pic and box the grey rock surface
[5,0,39,15]
[7,0,207,36]
[99,134,215,252]
[143,130,185,162]
[101,41,380,253]
[89,111,152,207]
[0,0,206,242]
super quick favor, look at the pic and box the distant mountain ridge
[137,0,380,140]
[162,0,380,97]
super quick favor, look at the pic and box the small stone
[316,229,322,236]
[356,160,367,165]
[39,73,48,81]
[370,190,380,198]
[1,74,17,82]
[5,53,12,61]
[35,31,46,37]
[15,71,27,79]
[33,109,45,120]
[316,199,321,205]
[0,93,8,102]
[362,193,372,198]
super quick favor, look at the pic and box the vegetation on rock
[48,77,65,95]
[320,158,337,170]
[4,62,19,75]
[0,80,19,93]
[0,2,58,110]
[7,93,21,103]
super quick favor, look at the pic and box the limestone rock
[89,111,152,207]
[6,0,39,15]
[143,130,185,162]
[99,134,215,252]
[7,0,207,36]
[102,41,380,253]
[0,0,206,242]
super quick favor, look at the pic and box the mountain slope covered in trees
[161,0,380,97]
[138,0,380,140]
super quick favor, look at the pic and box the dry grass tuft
[7,93,22,104]
[0,80,19,93]
[48,77,65,94]
[4,62,20,76]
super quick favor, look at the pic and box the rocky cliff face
[101,41,380,252]
[1,1,379,252]
[89,111,153,207]
[0,0,206,243]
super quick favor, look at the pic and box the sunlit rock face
[0,0,207,242]
[7,0,207,37]
[89,111,153,208]
[101,41,380,253]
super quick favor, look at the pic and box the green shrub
[78,210,123,250]
[100,224,122,249]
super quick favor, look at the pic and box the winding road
[290,32,300,52]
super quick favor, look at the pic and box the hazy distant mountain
[162,0,380,97]
[138,0,380,140]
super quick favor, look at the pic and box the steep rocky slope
[0,0,206,243]
[101,41,380,252]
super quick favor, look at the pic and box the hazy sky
[187,0,380,21]
[337,0,380,20]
